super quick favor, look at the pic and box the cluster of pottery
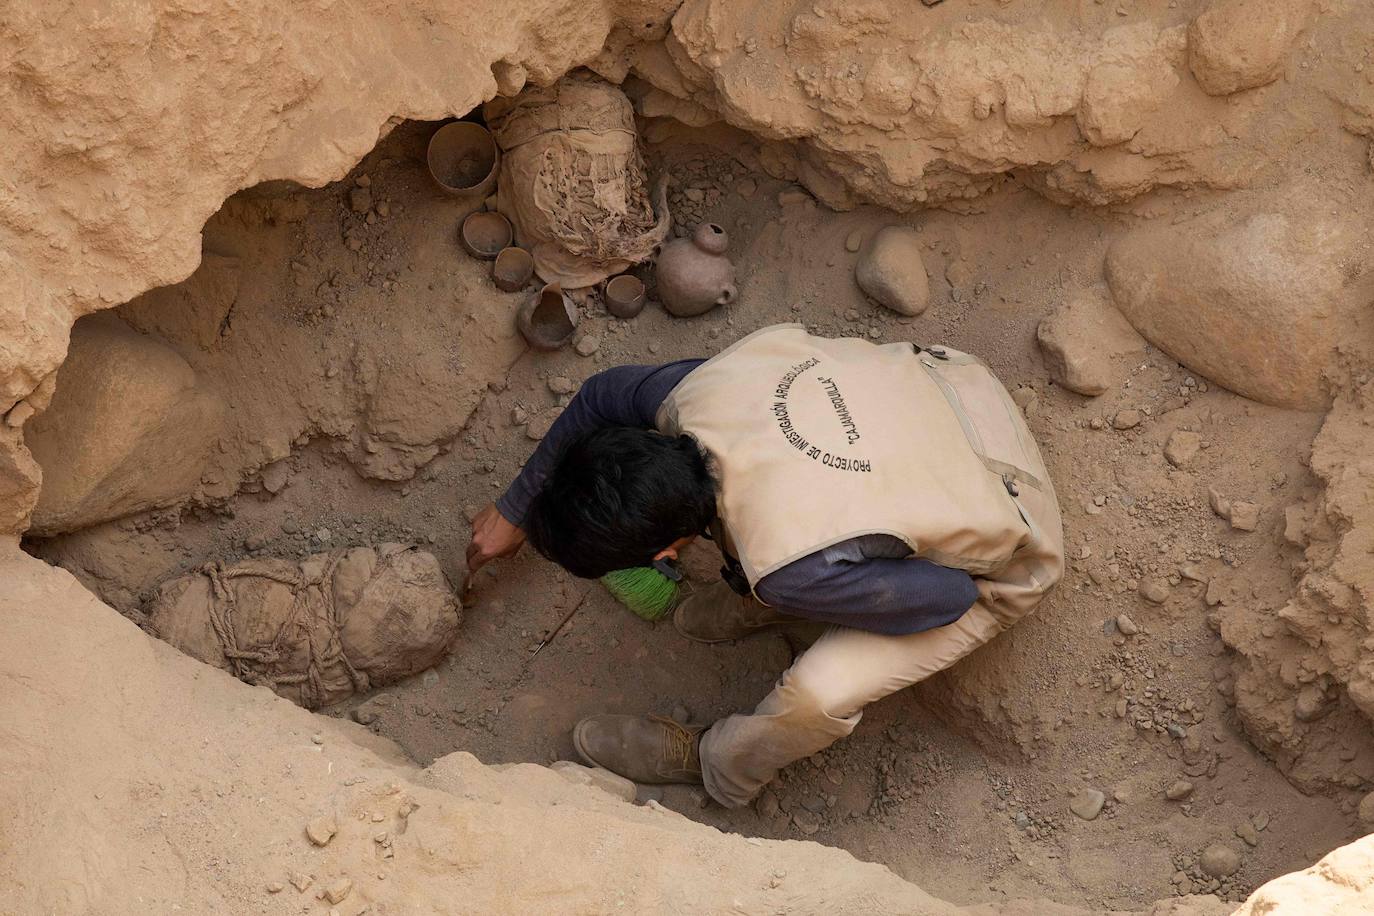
[428,120,739,352]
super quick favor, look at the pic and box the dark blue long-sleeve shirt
[496,361,978,635]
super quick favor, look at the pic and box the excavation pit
[15,113,1372,912]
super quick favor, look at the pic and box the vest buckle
[1002,473,1019,497]
[915,345,949,360]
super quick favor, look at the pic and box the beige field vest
[657,325,1062,622]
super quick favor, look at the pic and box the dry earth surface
[7,0,1374,913]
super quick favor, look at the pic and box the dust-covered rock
[1165,431,1202,468]
[1105,207,1374,410]
[1069,788,1105,821]
[1187,0,1313,96]
[25,313,226,536]
[1199,842,1241,878]
[855,227,930,316]
[1036,289,1145,396]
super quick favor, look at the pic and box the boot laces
[650,715,697,770]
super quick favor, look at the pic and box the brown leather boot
[673,579,794,644]
[573,714,704,785]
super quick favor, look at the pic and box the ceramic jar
[656,223,738,317]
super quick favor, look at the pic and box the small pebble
[1166,780,1194,801]
[306,816,337,847]
[1112,409,1142,430]
[1069,788,1105,821]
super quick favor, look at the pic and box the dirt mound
[8,547,1232,916]
[1219,376,1374,792]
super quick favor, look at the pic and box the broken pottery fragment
[517,283,579,351]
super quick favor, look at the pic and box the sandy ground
[27,121,1368,910]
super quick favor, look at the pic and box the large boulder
[1036,289,1146,396]
[1104,209,1374,410]
[1188,0,1314,96]
[25,314,226,535]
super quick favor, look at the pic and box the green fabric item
[600,567,679,621]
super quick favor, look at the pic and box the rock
[525,408,559,441]
[24,313,227,536]
[755,789,781,819]
[1069,788,1105,821]
[550,761,637,803]
[1164,430,1202,468]
[574,335,601,357]
[510,406,528,426]
[854,226,930,316]
[289,873,313,893]
[1112,409,1142,430]
[1010,387,1037,410]
[1229,501,1260,531]
[1236,822,1260,847]
[4,400,35,428]
[1208,487,1231,518]
[547,376,575,395]
[1115,613,1139,636]
[1166,780,1195,801]
[1105,209,1370,409]
[1199,842,1242,878]
[260,460,291,494]
[1358,791,1374,825]
[306,816,337,847]
[1188,0,1313,96]
[323,877,353,904]
[1293,684,1331,722]
[844,228,864,253]
[791,808,821,835]
[266,881,285,893]
[1139,580,1170,604]
[1077,53,1179,147]
[1036,290,1146,396]
[349,186,373,213]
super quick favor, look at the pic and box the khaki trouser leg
[699,604,1004,808]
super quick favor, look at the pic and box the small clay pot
[426,122,499,199]
[461,211,513,260]
[493,246,534,292]
[517,283,579,351]
[604,274,646,319]
[655,223,738,318]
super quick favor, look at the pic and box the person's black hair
[525,427,717,578]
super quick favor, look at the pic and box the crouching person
[466,325,1064,807]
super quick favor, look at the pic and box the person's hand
[464,503,526,591]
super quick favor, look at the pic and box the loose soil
[26,120,1366,911]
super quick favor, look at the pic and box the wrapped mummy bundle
[485,72,671,289]
[146,544,461,709]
